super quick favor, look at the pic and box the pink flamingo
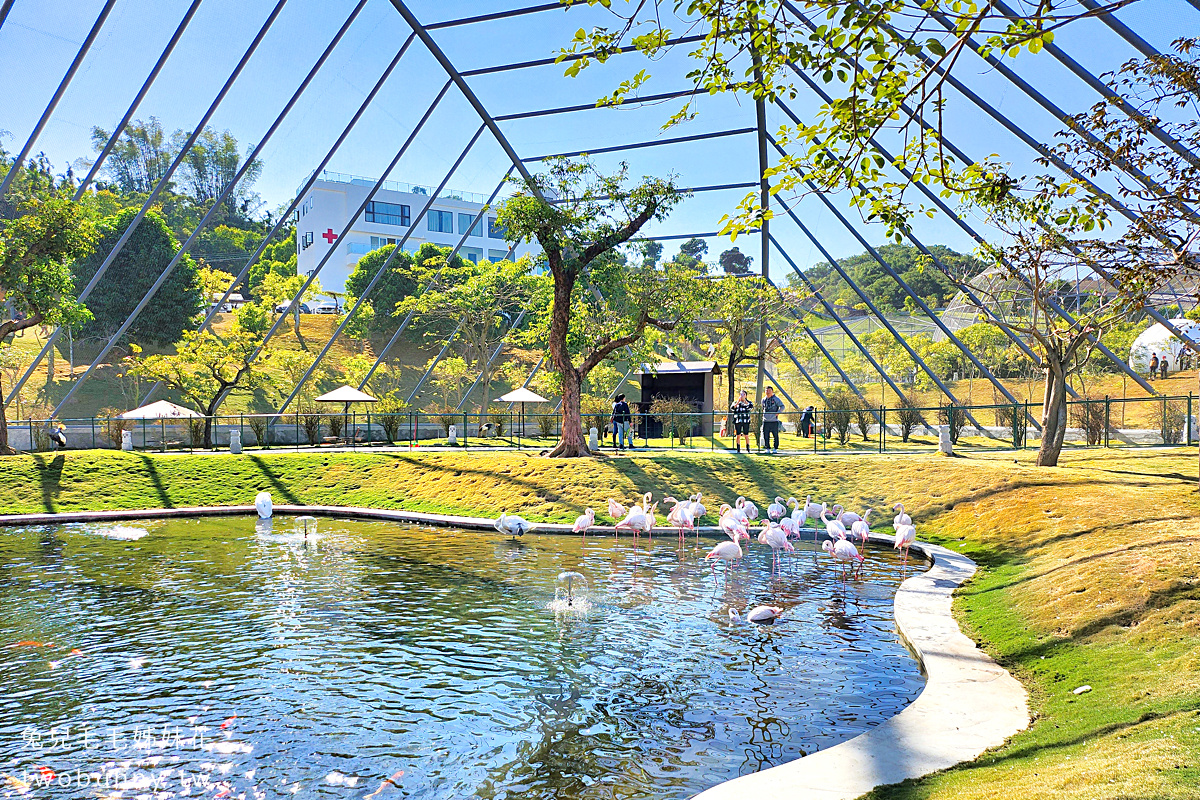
[780,516,802,540]
[729,605,784,624]
[823,537,865,580]
[572,508,595,537]
[758,523,794,571]
[894,524,917,565]
[705,539,744,578]
[850,508,873,553]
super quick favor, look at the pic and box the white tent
[498,388,549,404]
[1127,318,1200,372]
[120,400,202,419]
[315,385,379,404]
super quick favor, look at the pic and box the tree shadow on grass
[246,455,302,504]
[32,454,65,512]
[134,454,174,508]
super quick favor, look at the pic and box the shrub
[996,404,1029,448]
[536,411,555,438]
[299,410,323,445]
[581,396,612,437]
[99,407,134,448]
[30,421,52,452]
[894,399,923,443]
[187,418,205,448]
[937,403,967,444]
[852,398,874,441]
[1070,396,1108,446]
[648,396,697,443]
[376,398,408,444]
[1162,399,1187,445]
[424,404,457,435]
[248,416,270,448]
[488,407,507,437]
[823,389,856,446]
[326,414,344,440]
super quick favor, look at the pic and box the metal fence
[5,395,1196,455]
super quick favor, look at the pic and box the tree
[127,321,271,448]
[397,257,541,417]
[0,195,97,452]
[343,243,426,333]
[966,196,1130,467]
[71,207,204,345]
[558,0,1120,237]
[177,127,263,221]
[680,237,708,261]
[256,271,322,338]
[719,247,753,275]
[495,158,699,457]
[704,274,776,407]
[247,226,295,295]
[799,243,986,313]
[89,117,176,195]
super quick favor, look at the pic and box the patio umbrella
[120,400,202,419]
[314,385,378,444]
[498,387,550,442]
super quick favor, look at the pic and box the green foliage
[794,244,985,313]
[344,244,422,332]
[71,207,203,345]
[649,395,697,443]
[718,247,752,275]
[247,227,296,296]
[823,388,856,445]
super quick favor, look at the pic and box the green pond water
[0,516,925,799]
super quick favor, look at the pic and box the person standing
[1161,354,1170,380]
[730,390,754,453]
[611,394,632,451]
[1149,352,1159,381]
[798,405,816,438]
[761,386,784,453]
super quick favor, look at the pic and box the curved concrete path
[0,505,1028,799]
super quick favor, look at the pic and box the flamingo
[572,508,595,535]
[892,502,912,529]
[615,505,648,535]
[643,501,659,536]
[822,537,865,579]
[736,496,760,521]
[607,498,627,524]
[767,496,788,522]
[495,513,531,539]
[780,515,802,540]
[666,498,695,540]
[850,508,873,552]
[758,523,794,571]
[729,605,784,624]
[804,496,826,534]
[718,504,750,542]
[834,504,862,527]
[821,508,848,542]
[689,493,707,522]
[894,524,917,565]
[705,539,744,576]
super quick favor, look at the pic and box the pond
[0,517,925,799]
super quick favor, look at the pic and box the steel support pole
[75,0,205,199]
[457,310,528,412]
[277,126,486,413]
[357,168,514,390]
[10,0,290,412]
[406,322,463,405]
[774,338,828,402]
[0,0,15,33]
[763,368,801,409]
[753,52,771,414]
[525,127,756,162]
[0,0,117,200]
[764,277,868,400]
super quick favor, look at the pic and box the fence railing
[5,395,1196,455]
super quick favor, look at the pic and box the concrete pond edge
[0,504,1029,800]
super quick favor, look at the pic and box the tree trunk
[727,351,737,410]
[1036,360,1069,467]
[0,378,11,454]
[546,267,590,457]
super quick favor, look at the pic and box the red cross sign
[322,228,337,244]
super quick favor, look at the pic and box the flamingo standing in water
[729,605,784,624]
[736,496,760,521]
[705,539,744,578]
[804,497,827,536]
[665,497,695,541]
[643,501,659,537]
[718,504,750,542]
[688,493,707,522]
[823,537,865,579]
[607,499,627,527]
[892,502,912,529]
[615,505,648,536]
[780,515,802,540]
[767,497,787,522]
[572,508,595,536]
[834,504,862,528]
[821,508,848,542]
[758,523,794,571]
[894,524,917,565]
[495,513,531,540]
[850,509,873,552]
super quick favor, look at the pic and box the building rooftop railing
[299,169,494,204]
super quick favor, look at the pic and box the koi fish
[69,648,83,656]
[36,766,56,781]
[364,771,403,799]
[220,715,237,730]
[7,641,54,648]
[2,773,30,793]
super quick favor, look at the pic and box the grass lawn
[0,447,1198,799]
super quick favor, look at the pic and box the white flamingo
[894,524,917,564]
[689,493,707,522]
[705,539,744,576]
[495,513,531,539]
[254,492,272,519]
[780,516,802,540]
[758,523,794,571]
[767,496,788,522]
[850,508,873,551]
[804,496,826,534]
[823,537,865,579]
[718,504,750,542]
[572,508,595,535]
[607,498,627,524]
[892,502,912,529]
[834,504,862,527]
[729,605,784,624]
[736,496,760,521]
[821,508,848,541]
[643,501,659,536]
[666,498,695,540]
[615,505,648,535]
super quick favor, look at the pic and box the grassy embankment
[1,448,1198,799]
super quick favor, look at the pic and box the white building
[294,170,540,293]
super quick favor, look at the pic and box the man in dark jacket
[761,386,785,453]
[611,394,633,450]
[798,405,816,438]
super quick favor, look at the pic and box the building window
[369,236,401,251]
[487,217,506,239]
[462,246,483,263]
[427,210,453,233]
[366,200,410,227]
[459,213,483,237]
[488,249,508,262]
[300,196,315,218]
[347,242,369,255]
[300,231,314,251]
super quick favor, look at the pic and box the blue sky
[2,0,1197,281]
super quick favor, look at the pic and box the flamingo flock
[496,492,922,623]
